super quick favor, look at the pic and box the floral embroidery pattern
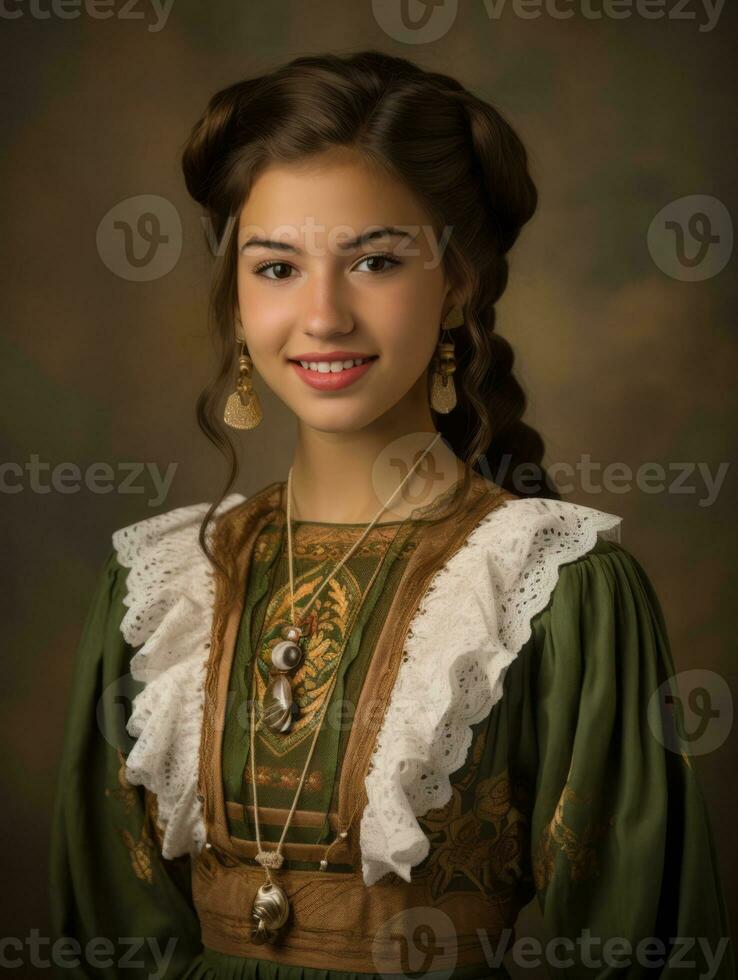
[253,564,361,758]
[105,747,157,884]
[243,764,323,792]
[118,824,154,883]
[412,723,532,907]
[252,524,418,564]
[532,784,614,890]
[104,746,137,814]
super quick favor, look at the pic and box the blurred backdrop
[1,1,735,976]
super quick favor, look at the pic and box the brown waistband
[191,848,517,974]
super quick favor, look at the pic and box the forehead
[238,150,433,239]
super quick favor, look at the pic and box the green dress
[49,489,735,979]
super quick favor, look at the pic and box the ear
[441,286,465,322]
[233,309,245,343]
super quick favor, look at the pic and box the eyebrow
[238,226,416,253]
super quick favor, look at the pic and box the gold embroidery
[104,747,137,814]
[414,762,531,906]
[290,523,419,560]
[106,748,158,883]
[244,764,323,792]
[253,529,281,563]
[532,783,613,890]
[253,563,360,757]
[252,522,420,564]
[119,824,154,883]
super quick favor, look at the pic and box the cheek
[237,278,289,354]
[377,279,442,361]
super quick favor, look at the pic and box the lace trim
[111,491,621,879]
[359,496,622,885]
[111,493,246,858]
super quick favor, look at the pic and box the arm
[527,539,734,978]
[49,549,202,979]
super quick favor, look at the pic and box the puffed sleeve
[525,538,735,978]
[49,549,203,978]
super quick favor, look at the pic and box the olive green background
[1,1,735,975]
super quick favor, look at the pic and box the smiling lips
[289,355,379,391]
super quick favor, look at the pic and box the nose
[299,271,354,341]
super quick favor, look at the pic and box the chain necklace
[248,431,442,944]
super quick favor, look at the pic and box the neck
[288,398,466,525]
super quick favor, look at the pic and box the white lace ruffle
[111,493,246,859]
[111,491,621,880]
[359,496,622,885]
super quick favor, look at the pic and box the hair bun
[181,83,244,209]
[455,91,538,254]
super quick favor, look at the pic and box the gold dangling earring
[430,305,463,414]
[224,337,263,429]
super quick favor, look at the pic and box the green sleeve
[49,549,203,978]
[526,539,735,978]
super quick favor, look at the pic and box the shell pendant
[262,626,305,735]
[251,879,290,944]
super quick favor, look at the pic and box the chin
[298,407,376,435]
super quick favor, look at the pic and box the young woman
[50,51,733,979]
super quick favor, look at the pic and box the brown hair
[180,50,560,596]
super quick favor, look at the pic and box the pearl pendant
[270,639,303,671]
[262,628,305,734]
[251,880,290,944]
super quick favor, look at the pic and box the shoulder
[530,533,669,671]
[110,480,284,565]
[552,535,658,607]
[405,490,625,663]
[107,481,284,648]
[108,490,244,648]
[110,492,244,568]
[456,490,623,586]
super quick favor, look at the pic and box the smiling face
[235,148,457,435]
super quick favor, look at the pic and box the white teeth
[298,358,371,373]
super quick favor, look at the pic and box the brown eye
[254,261,295,280]
[355,252,401,273]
